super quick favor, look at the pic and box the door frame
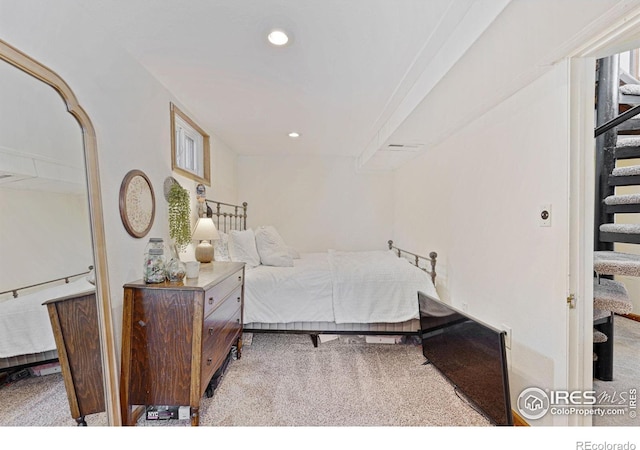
[567,6,640,427]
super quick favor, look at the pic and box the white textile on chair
[328,250,438,324]
[0,278,95,358]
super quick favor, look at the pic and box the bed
[0,270,95,372]
[206,200,439,345]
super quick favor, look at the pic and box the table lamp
[192,217,220,263]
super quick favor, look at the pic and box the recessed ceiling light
[288,132,300,138]
[268,29,289,46]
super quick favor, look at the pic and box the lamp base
[195,241,214,263]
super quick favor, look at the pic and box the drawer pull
[238,275,242,282]
[208,327,214,336]
[207,358,212,365]
[237,296,241,303]
[208,297,214,305]
[236,318,240,323]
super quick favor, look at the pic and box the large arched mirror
[0,39,119,425]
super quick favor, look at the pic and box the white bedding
[0,278,95,358]
[244,252,334,324]
[243,249,439,325]
[329,250,437,324]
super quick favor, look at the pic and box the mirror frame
[0,39,121,425]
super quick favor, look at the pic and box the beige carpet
[593,316,640,427]
[0,368,107,426]
[163,333,488,427]
[1,333,489,427]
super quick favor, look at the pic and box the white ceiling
[77,0,510,169]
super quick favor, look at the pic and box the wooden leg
[121,404,132,426]
[190,407,199,426]
[310,334,319,347]
[236,336,243,359]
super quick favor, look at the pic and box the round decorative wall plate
[119,169,155,238]
[163,176,179,202]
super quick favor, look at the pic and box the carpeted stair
[599,223,640,244]
[593,65,639,383]
[608,164,640,187]
[614,136,640,160]
[604,192,640,205]
[593,278,633,315]
[619,83,640,106]
[594,251,640,277]
[620,83,640,96]
[593,329,608,343]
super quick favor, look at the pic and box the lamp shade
[192,217,220,242]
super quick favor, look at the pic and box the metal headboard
[0,266,94,299]
[388,240,437,285]
[200,200,437,285]
[205,199,248,233]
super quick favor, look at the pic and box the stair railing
[594,102,640,137]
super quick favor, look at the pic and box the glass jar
[166,257,186,283]
[144,248,166,283]
[144,237,165,258]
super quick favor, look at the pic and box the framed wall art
[119,169,155,238]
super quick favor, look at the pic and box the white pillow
[255,226,294,267]
[288,246,300,259]
[228,228,261,268]
[214,232,230,261]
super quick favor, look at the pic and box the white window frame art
[170,103,210,185]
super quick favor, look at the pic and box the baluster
[429,252,438,285]
[242,202,248,230]
[234,206,238,230]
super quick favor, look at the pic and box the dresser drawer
[200,301,242,389]
[203,269,243,317]
[121,261,245,427]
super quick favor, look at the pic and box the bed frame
[206,199,438,346]
[0,267,92,372]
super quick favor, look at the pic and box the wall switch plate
[539,204,551,227]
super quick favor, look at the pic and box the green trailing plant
[168,183,191,252]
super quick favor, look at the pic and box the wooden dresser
[119,261,245,426]
[44,289,105,426]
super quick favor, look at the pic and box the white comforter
[0,278,95,358]
[244,253,334,324]
[243,249,439,325]
[328,250,437,324]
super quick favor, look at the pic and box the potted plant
[167,182,191,252]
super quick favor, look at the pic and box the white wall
[238,155,393,252]
[0,2,238,347]
[0,189,92,294]
[393,61,571,426]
